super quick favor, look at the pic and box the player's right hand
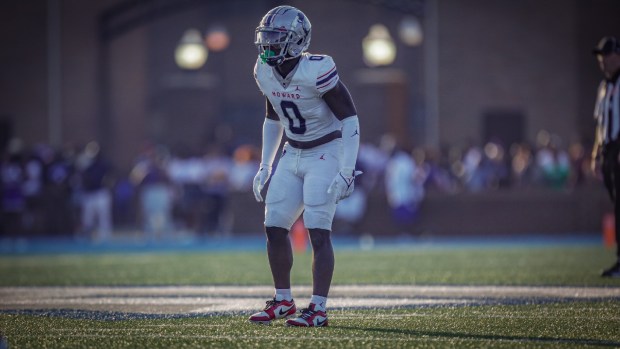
[253,165,272,202]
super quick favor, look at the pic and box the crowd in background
[0,129,596,241]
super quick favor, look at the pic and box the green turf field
[2,302,619,349]
[2,246,620,286]
[1,245,619,348]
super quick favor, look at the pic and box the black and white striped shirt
[595,74,620,144]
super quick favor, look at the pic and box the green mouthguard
[260,50,276,63]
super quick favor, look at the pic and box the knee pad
[265,211,297,231]
[302,209,334,231]
[265,188,303,230]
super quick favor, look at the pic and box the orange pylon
[291,218,308,253]
[603,213,616,248]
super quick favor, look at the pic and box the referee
[591,36,620,278]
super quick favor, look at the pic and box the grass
[1,245,620,286]
[1,302,619,348]
[0,246,620,286]
[1,244,619,348]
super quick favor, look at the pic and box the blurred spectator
[358,134,395,192]
[229,144,259,191]
[42,146,75,235]
[462,142,485,191]
[201,145,233,236]
[534,132,570,190]
[22,147,45,234]
[168,147,208,233]
[509,142,535,188]
[0,130,602,240]
[421,146,457,193]
[113,176,136,230]
[76,141,114,242]
[131,145,174,241]
[1,139,26,237]
[483,141,510,190]
[385,147,425,227]
[567,142,587,188]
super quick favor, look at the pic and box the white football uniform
[254,53,341,143]
[254,53,343,230]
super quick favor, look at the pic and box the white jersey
[254,52,342,142]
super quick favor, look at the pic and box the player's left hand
[327,168,363,203]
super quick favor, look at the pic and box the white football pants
[264,139,342,231]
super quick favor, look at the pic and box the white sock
[310,295,327,311]
[275,288,293,301]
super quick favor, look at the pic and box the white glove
[327,168,363,203]
[253,165,272,202]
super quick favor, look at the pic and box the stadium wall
[229,188,610,236]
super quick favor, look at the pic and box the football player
[248,5,361,327]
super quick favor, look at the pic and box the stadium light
[175,28,208,70]
[399,16,423,46]
[362,24,396,67]
[205,25,230,52]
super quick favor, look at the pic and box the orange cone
[603,213,616,248]
[291,218,308,253]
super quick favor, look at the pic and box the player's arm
[322,80,357,120]
[262,99,283,163]
[253,98,283,202]
[323,80,360,169]
[591,123,603,175]
[323,80,362,201]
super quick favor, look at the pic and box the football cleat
[285,303,328,327]
[249,298,297,325]
[601,261,620,278]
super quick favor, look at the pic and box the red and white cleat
[248,298,297,325]
[285,303,328,327]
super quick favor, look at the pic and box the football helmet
[255,6,311,66]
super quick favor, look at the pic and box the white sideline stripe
[1,285,619,315]
[188,298,472,313]
[0,296,472,312]
[2,285,619,297]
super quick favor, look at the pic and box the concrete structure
[1,0,619,171]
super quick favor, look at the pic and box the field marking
[1,285,619,317]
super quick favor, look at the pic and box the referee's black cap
[592,36,620,55]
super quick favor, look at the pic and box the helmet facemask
[255,29,292,66]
